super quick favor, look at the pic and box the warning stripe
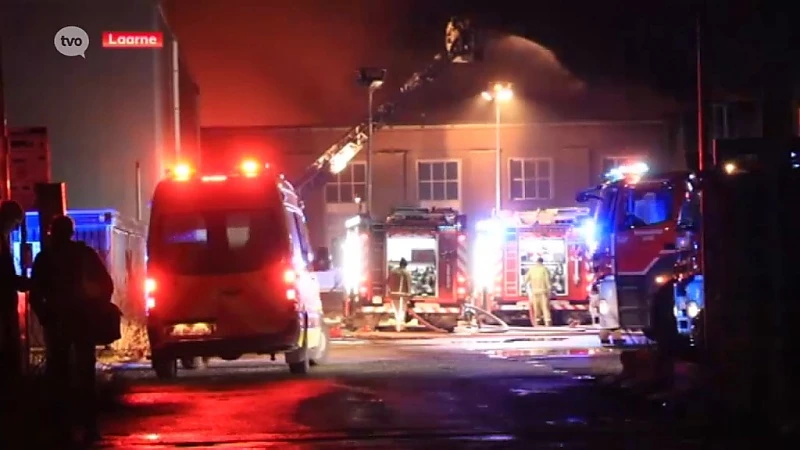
[457,236,469,286]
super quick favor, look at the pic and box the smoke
[481,32,586,96]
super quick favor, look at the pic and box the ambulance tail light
[283,267,298,301]
[145,277,157,313]
[283,269,297,284]
[240,159,262,177]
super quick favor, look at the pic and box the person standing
[386,258,412,332]
[524,257,552,327]
[0,200,25,384]
[30,215,114,444]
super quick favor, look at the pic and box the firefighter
[386,258,412,332]
[524,257,552,327]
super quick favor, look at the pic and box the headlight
[598,300,610,315]
[686,301,700,318]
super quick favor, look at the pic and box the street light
[481,82,513,214]
[357,67,387,215]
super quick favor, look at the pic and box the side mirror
[576,191,601,203]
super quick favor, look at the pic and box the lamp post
[481,82,513,215]
[357,68,387,215]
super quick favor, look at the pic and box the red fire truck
[472,208,593,326]
[341,207,469,331]
[577,163,690,341]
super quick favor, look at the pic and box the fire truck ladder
[294,18,478,193]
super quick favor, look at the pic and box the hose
[459,304,511,334]
[405,307,450,334]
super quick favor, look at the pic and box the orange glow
[241,159,260,177]
[457,287,466,295]
[284,269,297,284]
[286,288,297,300]
[145,278,156,294]
[457,275,466,284]
[173,163,193,181]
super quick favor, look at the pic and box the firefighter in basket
[387,258,413,332]
[524,257,552,327]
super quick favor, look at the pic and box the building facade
[1,0,200,219]
[203,119,678,250]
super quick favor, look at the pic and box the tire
[152,355,177,380]
[289,359,310,374]
[180,357,199,370]
[310,325,330,366]
[287,314,310,375]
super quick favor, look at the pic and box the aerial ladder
[294,17,479,192]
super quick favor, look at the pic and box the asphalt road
[77,331,735,448]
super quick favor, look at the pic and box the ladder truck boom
[295,17,478,192]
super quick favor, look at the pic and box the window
[325,162,366,204]
[602,155,645,174]
[291,212,313,263]
[677,189,701,231]
[418,160,459,201]
[154,209,284,275]
[619,185,673,229]
[509,158,553,200]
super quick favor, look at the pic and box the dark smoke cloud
[162,0,418,127]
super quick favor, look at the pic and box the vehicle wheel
[152,355,177,380]
[287,315,311,374]
[180,357,199,370]
[310,325,330,366]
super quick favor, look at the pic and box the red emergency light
[166,159,271,182]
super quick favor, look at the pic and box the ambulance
[145,160,328,378]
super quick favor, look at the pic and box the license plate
[170,322,215,337]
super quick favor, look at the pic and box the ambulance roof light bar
[166,159,270,182]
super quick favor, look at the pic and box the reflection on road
[94,332,719,448]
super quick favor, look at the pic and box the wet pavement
[28,331,744,448]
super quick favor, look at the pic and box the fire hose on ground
[401,302,511,334]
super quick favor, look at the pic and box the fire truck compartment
[518,233,568,297]
[386,234,438,298]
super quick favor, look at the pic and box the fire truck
[473,208,593,325]
[577,162,691,342]
[671,140,800,341]
[342,207,469,331]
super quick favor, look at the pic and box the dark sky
[162,0,794,127]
